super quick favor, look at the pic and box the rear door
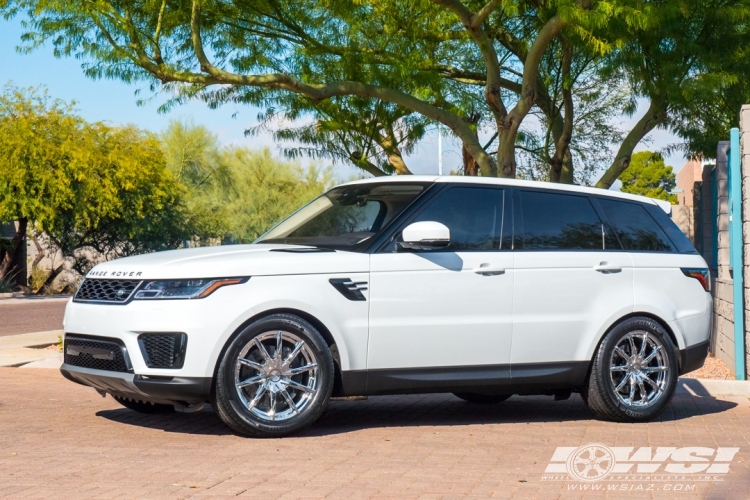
[597,198,710,350]
[511,189,634,383]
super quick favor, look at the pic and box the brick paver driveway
[1,368,749,499]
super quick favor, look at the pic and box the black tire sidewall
[216,314,334,436]
[592,317,678,421]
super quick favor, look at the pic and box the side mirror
[398,221,451,251]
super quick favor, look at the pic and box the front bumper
[60,364,211,404]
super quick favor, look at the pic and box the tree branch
[595,99,668,189]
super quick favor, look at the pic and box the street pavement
[0,297,68,336]
[1,368,749,499]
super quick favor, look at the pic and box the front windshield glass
[257,183,427,250]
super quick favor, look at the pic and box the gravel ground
[685,354,733,379]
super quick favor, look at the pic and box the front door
[367,185,514,392]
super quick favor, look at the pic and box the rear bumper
[60,364,211,404]
[679,340,709,375]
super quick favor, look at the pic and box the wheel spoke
[275,331,284,361]
[254,338,272,361]
[638,379,649,403]
[642,345,662,364]
[614,373,630,392]
[628,335,637,357]
[247,383,266,411]
[287,363,317,375]
[628,376,636,403]
[283,341,305,367]
[238,358,264,371]
[268,390,277,421]
[643,376,661,391]
[610,365,628,372]
[280,389,299,414]
[639,332,649,358]
[287,380,315,394]
[236,374,264,389]
[641,365,667,373]
[614,346,630,361]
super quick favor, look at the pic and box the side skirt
[338,361,590,397]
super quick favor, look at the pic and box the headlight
[133,278,248,300]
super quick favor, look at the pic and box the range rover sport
[61,176,711,437]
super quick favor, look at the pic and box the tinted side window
[519,190,605,250]
[644,204,698,254]
[599,198,675,252]
[411,187,505,251]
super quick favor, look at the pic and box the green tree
[219,148,334,242]
[0,84,217,285]
[0,0,630,180]
[618,151,677,203]
[160,119,335,242]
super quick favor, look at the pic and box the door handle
[594,262,622,273]
[473,265,505,275]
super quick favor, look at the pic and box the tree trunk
[0,218,28,281]
[496,128,518,178]
[595,100,668,189]
[461,113,481,176]
[549,41,573,184]
[37,262,64,294]
[376,127,412,175]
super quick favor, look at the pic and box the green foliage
[161,119,335,243]
[0,85,220,277]
[29,265,49,293]
[221,148,334,242]
[0,278,14,293]
[619,151,677,203]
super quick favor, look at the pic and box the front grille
[74,279,141,303]
[64,335,131,373]
[138,333,187,369]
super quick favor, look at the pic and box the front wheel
[584,316,678,422]
[213,313,334,438]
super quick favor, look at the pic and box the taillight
[681,268,710,292]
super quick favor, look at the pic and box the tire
[213,313,334,438]
[453,392,511,404]
[584,316,678,422]
[112,395,175,414]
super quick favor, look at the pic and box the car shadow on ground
[95,393,738,438]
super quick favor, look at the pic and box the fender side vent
[329,278,368,301]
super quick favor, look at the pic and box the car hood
[85,244,369,280]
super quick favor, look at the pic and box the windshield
[257,183,427,250]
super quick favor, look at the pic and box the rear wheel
[453,392,511,404]
[112,395,175,414]
[584,316,678,422]
[213,313,334,438]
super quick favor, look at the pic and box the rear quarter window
[598,198,687,253]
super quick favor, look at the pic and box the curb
[676,377,750,397]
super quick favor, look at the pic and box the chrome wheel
[609,330,669,407]
[234,330,319,422]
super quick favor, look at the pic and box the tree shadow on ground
[95,393,738,438]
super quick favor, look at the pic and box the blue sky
[0,15,687,181]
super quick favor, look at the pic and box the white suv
[61,177,711,437]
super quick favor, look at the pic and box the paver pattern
[1,368,749,499]
[0,299,67,336]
